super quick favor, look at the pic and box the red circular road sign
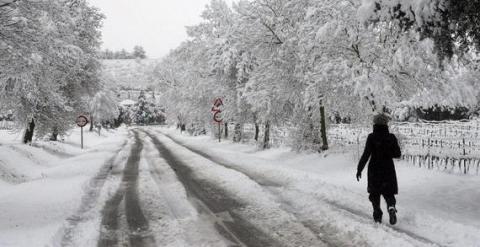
[213,110,222,123]
[76,115,89,127]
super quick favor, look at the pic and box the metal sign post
[76,115,89,149]
[81,126,84,149]
[211,98,224,143]
[218,122,221,142]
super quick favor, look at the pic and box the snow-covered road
[144,130,326,247]
[1,127,479,246]
[58,128,442,246]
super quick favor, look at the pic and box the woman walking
[356,113,401,225]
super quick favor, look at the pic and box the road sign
[76,115,89,149]
[76,115,89,127]
[213,111,222,123]
[211,98,224,123]
[213,98,223,108]
[211,98,224,142]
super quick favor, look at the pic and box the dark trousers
[369,193,396,213]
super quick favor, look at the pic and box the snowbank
[0,127,129,247]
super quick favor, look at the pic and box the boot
[373,209,383,223]
[388,206,397,225]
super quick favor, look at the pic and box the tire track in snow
[59,140,128,247]
[140,134,238,247]
[31,142,75,158]
[157,132,340,246]
[144,130,328,247]
[144,131,289,247]
[97,131,155,247]
[97,183,126,246]
[161,131,443,247]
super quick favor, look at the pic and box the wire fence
[329,120,480,175]
[193,120,480,175]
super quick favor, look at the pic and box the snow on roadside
[157,127,480,247]
[53,138,132,247]
[0,127,129,247]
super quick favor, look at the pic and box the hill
[101,59,160,90]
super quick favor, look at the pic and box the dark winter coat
[357,125,401,195]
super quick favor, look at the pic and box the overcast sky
[88,0,235,59]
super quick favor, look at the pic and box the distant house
[120,99,136,108]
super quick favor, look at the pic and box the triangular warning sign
[213,98,223,107]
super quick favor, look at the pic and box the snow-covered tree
[357,0,480,112]
[89,90,119,131]
[133,45,147,59]
[153,0,480,151]
[359,0,480,61]
[0,0,104,143]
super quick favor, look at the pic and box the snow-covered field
[0,127,128,246]
[156,126,480,247]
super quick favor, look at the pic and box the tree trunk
[312,122,321,146]
[224,122,228,138]
[306,106,320,147]
[233,123,242,142]
[253,113,259,142]
[89,116,94,131]
[319,102,329,151]
[50,126,58,141]
[263,120,270,149]
[23,118,35,144]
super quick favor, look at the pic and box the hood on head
[373,113,390,126]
